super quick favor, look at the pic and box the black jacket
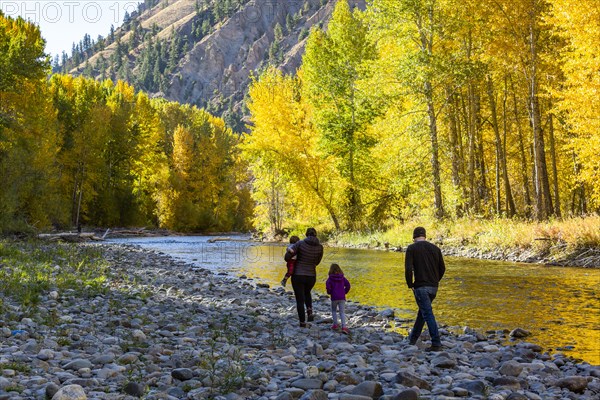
[405,240,445,288]
[284,236,323,277]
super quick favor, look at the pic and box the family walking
[283,225,445,349]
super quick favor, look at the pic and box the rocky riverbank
[1,243,598,400]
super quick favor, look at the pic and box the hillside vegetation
[56,0,364,131]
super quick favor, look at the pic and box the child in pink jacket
[326,263,351,334]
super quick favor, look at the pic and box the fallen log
[38,232,99,242]
[207,237,231,243]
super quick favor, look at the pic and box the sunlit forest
[244,0,599,233]
[1,0,599,236]
[0,11,252,233]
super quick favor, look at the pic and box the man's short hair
[413,226,426,239]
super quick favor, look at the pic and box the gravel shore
[0,243,598,399]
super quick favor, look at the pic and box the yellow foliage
[549,0,600,207]
[243,67,343,232]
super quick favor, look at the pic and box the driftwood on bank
[207,237,231,243]
[207,236,253,243]
[37,228,183,242]
[37,232,102,242]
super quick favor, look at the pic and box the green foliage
[0,12,48,92]
[198,313,247,395]
[298,28,309,41]
[302,0,379,229]
[0,240,109,309]
[0,362,31,373]
[0,13,61,232]
[1,12,252,234]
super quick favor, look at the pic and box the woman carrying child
[285,228,323,327]
[326,263,351,334]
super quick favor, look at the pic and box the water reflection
[108,236,600,365]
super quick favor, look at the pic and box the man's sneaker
[331,324,339,330]
[341,327,350,335]
[299,322,307,328]
[425,345,442,352]
[280,278,287,287]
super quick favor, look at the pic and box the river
[107,235,600,365]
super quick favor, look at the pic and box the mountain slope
[60,0,366,131]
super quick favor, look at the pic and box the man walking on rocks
[405,226,446,351]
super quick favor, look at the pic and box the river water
[108,235,600,365]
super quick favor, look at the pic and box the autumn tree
[481,0,556,220]
[49,75,110,228]
[367,0,464,219]
[549,0,600,211]
[302,0,377,229]
[152,103,247,231]
[95,80,145,226]
[243,67,342,231]
[130,92,170,225]
[0,12,62,231]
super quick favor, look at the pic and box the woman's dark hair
[305,227,317,237]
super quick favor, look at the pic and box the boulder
[51,385,87,400]
[350,381,384,398]
[395,371,432,390]
[499,360,523,377]
[556,376,588,393]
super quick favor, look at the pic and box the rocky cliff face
[70,0,366,131]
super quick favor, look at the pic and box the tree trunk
[268,172,286,233]
[488,75,515,216]
[425,81,444,219]
[547,110,561,217]
[488,76,502,214]
[418,6,444,219]
[467,85,478,212]
[571,151,587,215]
[474,90,488,207]
[318,192,341,231]
[511,78,532,217]
[347,102,362,228]
[71,175,79,226]
[528,23,553,220]
[502,76,516,216]
[447,90,465,216]
[75,164,85,229]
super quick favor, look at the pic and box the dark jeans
[291,275,316,323]
[409,286,441,346]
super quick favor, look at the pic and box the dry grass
[331,215,600,254]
